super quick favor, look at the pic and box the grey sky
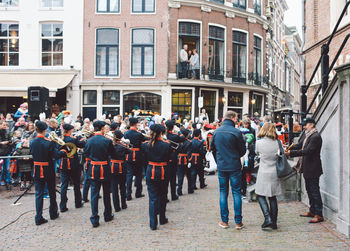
[284,0,303,38]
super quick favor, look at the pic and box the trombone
[104,133,134,151]
[49,132,77,158]
[142,133,179,150]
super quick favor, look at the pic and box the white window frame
[0,0,19,8]
[232,28,249,83]
[177,19,203,78]
[40,0,64,9]
[199,88,219,121]
[0,22,19,67]
[40,22,64,67]
[171,87,195,121]
[129,27,156,78]
[96,0,121,14]
[101,89,121,118]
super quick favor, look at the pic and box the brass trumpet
[49,132,77,158]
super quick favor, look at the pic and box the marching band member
[84,121,116,228]
[59,124,86,212]
[165,120,185,201]
[141,124,172,230]
[30,121,67,226]
[176,129,193,195]
[123,118,146,201]
[189,129,207,190]
[110,130,130,212]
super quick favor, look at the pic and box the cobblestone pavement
[0,175,349,251]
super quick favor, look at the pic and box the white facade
[0,0,84,118]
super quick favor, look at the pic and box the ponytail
[148,130,161,147]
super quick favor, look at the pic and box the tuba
[49,131,77,158]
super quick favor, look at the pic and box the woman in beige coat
[255,123,282,230]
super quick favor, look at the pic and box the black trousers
[305,177,323,217]
[111,174,126,211]
[166,163,177,199]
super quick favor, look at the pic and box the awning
[0,71,76,97]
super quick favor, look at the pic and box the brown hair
[257,122,277,140]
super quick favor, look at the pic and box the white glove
[187,163,191,168]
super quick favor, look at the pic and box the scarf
[296,128,318,172]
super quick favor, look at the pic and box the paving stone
[0,175,349,250]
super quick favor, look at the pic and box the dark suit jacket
[290,131,323,178]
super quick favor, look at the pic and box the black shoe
[160,218,168,225]
[172,195,179,201]
[200,184,207,189]
[115,207,121,212]
[76,203,84,209]
[50,213,59,220]
[105,214,114,222]
[150,226,157,230]
[188,191,194,194]
[193,187,198,190]
[261,218,273,229]
[92,222,100,228]
[127,196,132,201]
[83,198,89,203]
[166,199,170,203]
[122,204,127,209]
[135,194,145,198]
[35,218,48,226]
[61,208,68,213]
[177,191,183,196]
[271,223,278,230]
[98,195,102,199]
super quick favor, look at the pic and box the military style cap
[63,124,74,131]
[35,121,48,131]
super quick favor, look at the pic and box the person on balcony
[191,49,200,80]
[179,44,188,79]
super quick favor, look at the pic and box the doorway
[200,89,217,122]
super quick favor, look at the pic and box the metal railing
[301,1,350,119]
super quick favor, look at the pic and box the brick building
[304,0,350,112]
[82,0,270,122]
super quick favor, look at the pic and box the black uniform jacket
[111,141,131,175]
[290,131,323,178]
[166,131,185,164]
[60,134,86,171]
[84,133,117,181]
[189,137,206,166]
[177,139,191,166]
[30,134,67,180]
[124,128,146,165]
[142,139,172,181]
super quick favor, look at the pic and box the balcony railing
[207,67,225,81]
[248,72,262,86]
[231,71,247,84]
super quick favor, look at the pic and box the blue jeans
[305,177,323,217]
[1,158,11,184]
[218,171,242,224]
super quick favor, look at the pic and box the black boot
[269,196,278,230]
[257,195,273,229]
